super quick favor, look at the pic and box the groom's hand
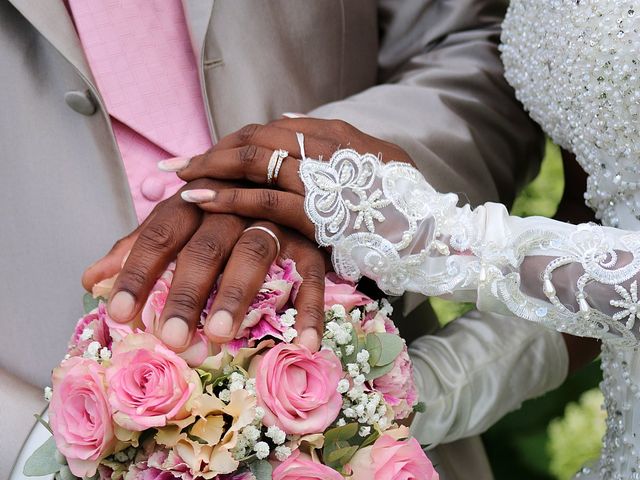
[82,178,326,352]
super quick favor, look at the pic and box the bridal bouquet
[25,260,437,480]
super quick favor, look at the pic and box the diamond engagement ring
[266,149,288,184]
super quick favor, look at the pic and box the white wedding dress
[297,2,640,478]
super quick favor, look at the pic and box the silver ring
[267,149,288,184]
[242,226,281,258]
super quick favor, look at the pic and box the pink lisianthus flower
[49,357,115,478]
[106,332,201,431]
[373,346,418,419]
[67,302,113,357]
[124,447,193,480]
[272,450,343,480]
[254,343,343,435]
[324,273,372,311]
[349,432,438,480]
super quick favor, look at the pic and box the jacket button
[64,90,97,116]
[140,176,166,202]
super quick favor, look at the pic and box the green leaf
[364,361,395,381]
[341,334,363,366]
[249,460,273,480]
[324,422,359,444]
[325,445,359,466]
[83,293,100,314]
[23,436,61,476]
[373,333,405,366]
[413,402,426,413]
[360,430,380,449]
[365,333,382,366]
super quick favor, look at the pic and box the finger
[157,214,245,351]
[168,145,304,194]
[181,187,316,241]
[283,235,326,352]
[214,123,339,160]
[108,198,202,323]
[205,222,282,343]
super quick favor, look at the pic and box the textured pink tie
[68,0,213,221]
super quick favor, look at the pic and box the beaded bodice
[502,2,640,479]
[501,0,640,230]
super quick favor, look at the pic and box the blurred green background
[430,142,604,479]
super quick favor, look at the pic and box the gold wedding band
[267,149,288,184]
[242,226,281,258]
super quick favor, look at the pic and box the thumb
[82,231,140,292]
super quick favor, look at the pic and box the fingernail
[282,112,307,119]
[161,317,190,349]
[108,291,135,322]
[207,310,233,338]
[181,189,216,203]
[158,156,191,172]
[299,328,320,351]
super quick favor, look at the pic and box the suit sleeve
[307,0,543,207]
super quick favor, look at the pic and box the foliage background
[430,142,604,479]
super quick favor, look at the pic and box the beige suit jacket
[1,1,561,479]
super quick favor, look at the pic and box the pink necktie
[68,0,213,221]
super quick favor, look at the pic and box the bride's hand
[166,118,415,241]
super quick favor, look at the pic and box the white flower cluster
[322,305,355,355]
[280,308,298,343]
[82,341,111,362]
[218,371,255,403]
[339,384,389,432]
[233,415,291,462]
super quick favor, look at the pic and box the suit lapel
[182,0,215,62]
[8,0,97,88]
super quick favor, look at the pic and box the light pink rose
[373,346,418,420]
[49,357,115,478]
[68,303,113,357]
[324,273,372,311]
[273,450,343,480]
[106,332,200,431]
[255,343,343,435]
[349,435,438,480]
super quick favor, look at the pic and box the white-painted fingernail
[158,156,191,172]
[282,112,307,119]
[181,189,216,203]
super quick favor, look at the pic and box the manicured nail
[207,310,233,338]
[181,189,216,203]
[161,317,190,349]
[282,112,307,119]
[298,328,320,351]
[108,291,135,322]
[158,156,191,172]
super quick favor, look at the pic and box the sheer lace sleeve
[299,148,640,347]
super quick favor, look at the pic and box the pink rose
[273,450,343,480]
[49,357,115,478]
[349,434,438,480]
[324,273,371,311]
[373,346,418,420]
[255,343,343,435]
[106,332,201,431]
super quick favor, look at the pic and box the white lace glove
[300,149,640,347]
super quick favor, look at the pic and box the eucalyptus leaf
[82,293,100,314]
[23,436,61,476]
[249,460,273,480]
[360,430,380,449]
[364,361,396,381]
[373,333,405,366]
[365,333,382,366]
